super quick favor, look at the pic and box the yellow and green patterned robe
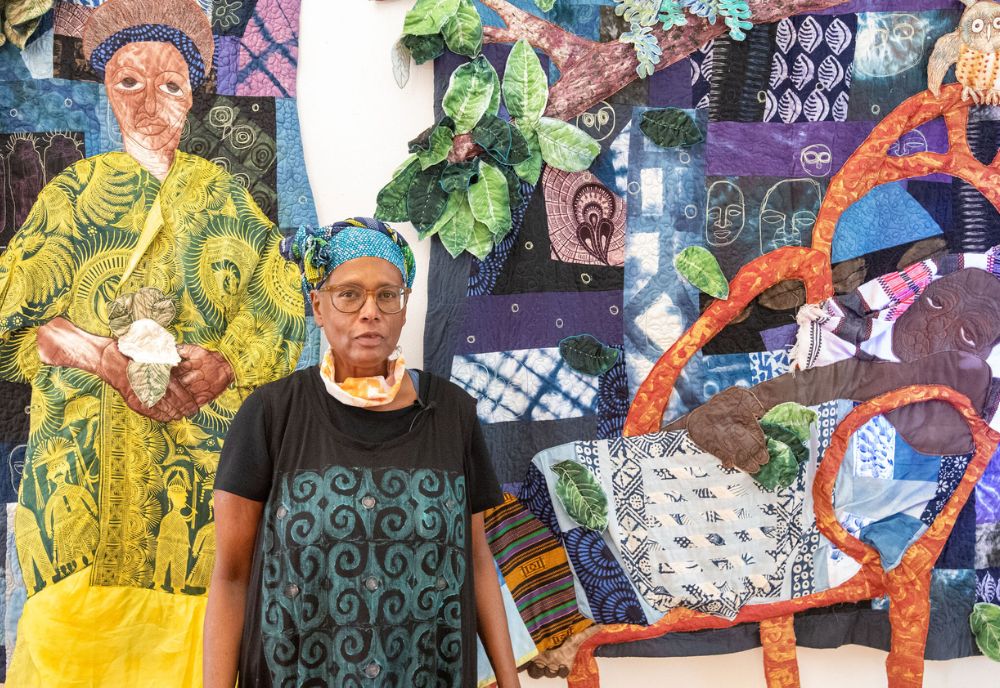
[0,151,304,686]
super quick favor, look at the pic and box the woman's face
[311,257,408,377]
[105,41,193,157]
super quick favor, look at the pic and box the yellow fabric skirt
[8,567,205,687]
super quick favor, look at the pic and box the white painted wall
[296,1,997,685]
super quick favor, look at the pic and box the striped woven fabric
[485,493,592,653]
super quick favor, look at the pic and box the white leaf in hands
[118,319,181,366]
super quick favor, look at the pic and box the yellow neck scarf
[319,348,407,408]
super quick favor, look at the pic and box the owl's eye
[972,18,985,32]
[992,16,1000,30]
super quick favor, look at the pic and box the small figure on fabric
[929,0,1000,104]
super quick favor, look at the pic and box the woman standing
[205,218,521,687]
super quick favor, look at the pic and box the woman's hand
[176,344,235,406]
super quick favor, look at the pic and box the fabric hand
[100,340,199,422]
[176,344,235,407]
[684,386,770,474]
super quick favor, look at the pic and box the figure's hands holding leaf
[685,386,770,474]
[176,344,234,407]
[99,340,198,422]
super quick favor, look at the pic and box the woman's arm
[203,491,264,688]
[472,511,521,688]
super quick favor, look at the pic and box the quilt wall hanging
[380,0,1000,685]
[0,0,320,684]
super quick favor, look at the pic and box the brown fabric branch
[481,0,853,120]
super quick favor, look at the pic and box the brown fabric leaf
[685,386,770,474]
[832,257,867,294]
[758,279,806,311]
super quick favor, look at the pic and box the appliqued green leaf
[759,421,808,466]
[559,334,619,376]
[376,156,421,222]
[674,246,729,300]
[403,0,461,36]
[535,117,601,172]
[442,56,497,134]
[753,437,800,491]
[467,161,512,238]
[467,220,495,260]
[498,163,524,219]
[439,192,477,258]
[639,108,704,148]
[127,361,171,408]
[440,161,480,193]
[401,33,445,65]
[503,40,549,124]
[513,128,543,185]
[472,116,530,166]
[419,191,462,240]
[442,0,483,57]
[406,163,449,231]
[391,39,412,88]
[130,287,176,328]
[487,61,502,117]
[761,402,817,446]
[552,460,609,531]
[971,602,1000,662]
[534,0,556,10]
[417,123,455,170]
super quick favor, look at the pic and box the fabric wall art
[400,0,1000,684]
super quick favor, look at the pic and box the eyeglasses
[319,283,411,314]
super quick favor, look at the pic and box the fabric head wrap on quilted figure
[281,218,417,407]
[83,0,215,89]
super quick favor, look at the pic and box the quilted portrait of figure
[0,0,318,684]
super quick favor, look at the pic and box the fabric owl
[929,0,1000,104]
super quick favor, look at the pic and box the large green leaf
[419,190,462,240]
[403,0,461,36]
[467,220,495,260]
[439,192,476,258]
[559,334,619,376]
[442,56,497,134]
[534,0,556,9]
[761,402,817,446]
[127,361,171,408]
[406,163,449,231]
[442,0,483,57]
[375,156,421,222]
[440,160,480,193]
[513,127,543,185]
[971,602,1000,661]
[487,60,502,117]
[759,421,809,466]
[467,161,512,238]
[417,122,455,170]
[401,33,445,65]
[552,460,609,531]
[535,117,600,172]
[503,39,549,123]
[472,115,530,166]
[753,437,800,490]
[674,246,730,300]
[639,108,704,149]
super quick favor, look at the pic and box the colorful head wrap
[280,218,417,292]
[83,0,215,89]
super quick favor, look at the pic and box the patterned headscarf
[83,0,215,89]
[280,218,416,292]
